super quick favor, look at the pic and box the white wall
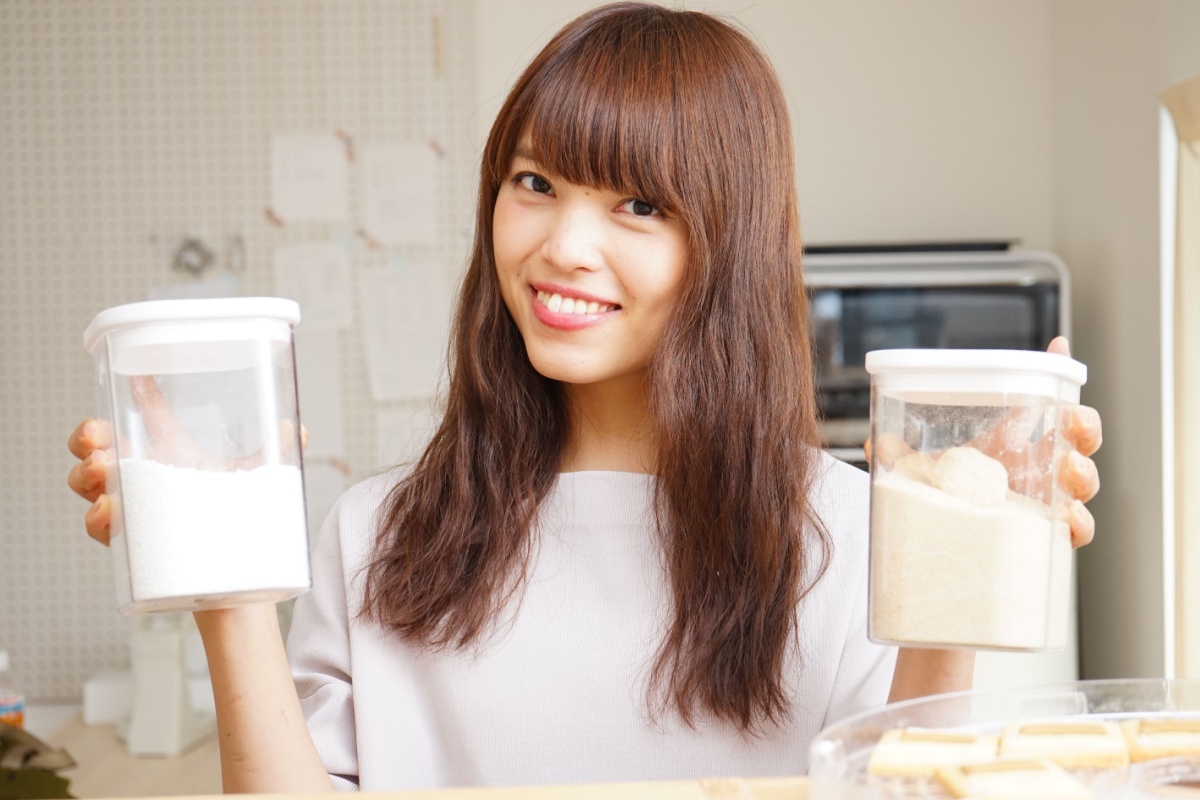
[1049,0,1200,680]
[472,0,1055,248]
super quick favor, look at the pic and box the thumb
[1047,336,1071,357]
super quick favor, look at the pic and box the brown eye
[517,173,553,194]
[622,198,661,217]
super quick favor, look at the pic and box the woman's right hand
[68,406,327,794]
[68,377,309,546]
[67,418,114,545]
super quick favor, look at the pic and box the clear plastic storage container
[864,349,1087,652]
[83,297,311,614]
[809,678,1200,799]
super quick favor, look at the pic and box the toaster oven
[805,247,1070,469]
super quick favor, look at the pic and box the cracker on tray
[934,758,1093,800]
[998,720,1129,769]
[866,727,998,777]
[1120,718,1200,762]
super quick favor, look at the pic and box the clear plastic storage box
[809,679,1200,799]
[83,297,311,614]
[864,349,1088,652]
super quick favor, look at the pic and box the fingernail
[1069,450,1088,470]
[83,421,97,441]
[1079,406,1100,428]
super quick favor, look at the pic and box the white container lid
[83,297,301,354]
[865,348,1087,403]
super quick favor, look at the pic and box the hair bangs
[504,17,686,217]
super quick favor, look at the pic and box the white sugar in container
[84,298,311,614]
[864,349,1087,652]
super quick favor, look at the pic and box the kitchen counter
[45,714,809,799]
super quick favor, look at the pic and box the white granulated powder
[870,447,1072,650]
[115,459,310,604]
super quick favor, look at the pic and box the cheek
[491,197,526,306]
[491,199,516,273]
[633,241,687,315]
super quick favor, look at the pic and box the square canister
[83,297,311,614]
[864,349,1087,652]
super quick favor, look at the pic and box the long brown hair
[362,2,830,733]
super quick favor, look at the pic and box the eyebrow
[511,144,535,162]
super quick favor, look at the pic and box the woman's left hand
[1046,337,1102,548]
[979,336,1101,548]
[870,336,1102,549]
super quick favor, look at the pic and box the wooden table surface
[48,715,810,800]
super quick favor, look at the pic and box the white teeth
[536,290,615,314]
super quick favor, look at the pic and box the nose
[539,203,604,273]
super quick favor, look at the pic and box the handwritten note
[293,327,346,460]
[273,242,354,330]
[270,133,350,223]
[361,142,438,246]
[356,264,451,400]
[301,461,347,544]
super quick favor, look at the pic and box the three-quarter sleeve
[287,491,361,790]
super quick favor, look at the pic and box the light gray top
[287,454,895,791]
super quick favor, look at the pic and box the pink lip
[529,286,620,331]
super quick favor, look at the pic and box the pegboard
[0,0,477,701]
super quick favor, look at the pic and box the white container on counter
[864,349,1087,652]
[83,297,311,614]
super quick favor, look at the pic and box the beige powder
[870,448,1072,650]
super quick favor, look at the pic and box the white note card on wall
[293,327,346,460]
[270,133,350,223]
[273,241,354,330]
[302,461,347,545]
[361,142,438,245]
[357,264,451,400]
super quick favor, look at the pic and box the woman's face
[492,140,688,390]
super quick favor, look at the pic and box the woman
[66,2,1102,792]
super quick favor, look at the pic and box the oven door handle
[805,268,1042,289]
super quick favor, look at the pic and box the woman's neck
[559,374,656,474]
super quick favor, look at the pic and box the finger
[1068,500,1094,548]
[67,450,109,503]
[1060,450,1100,503]
[970,404,1046,460]
[67,418,113,460]
[1062,405,1102,457]
[1002,432,1056,501]
[1047,336,1071,357]
[300,424,309,452]
[85,494,112,546]
[868,432,915,470]
[130,375,179,438]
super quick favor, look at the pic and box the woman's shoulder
[807,447,870,528]
[318,465,412,554]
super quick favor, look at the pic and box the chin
[525,354,594,385]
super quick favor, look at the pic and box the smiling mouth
[534,289,619,315]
